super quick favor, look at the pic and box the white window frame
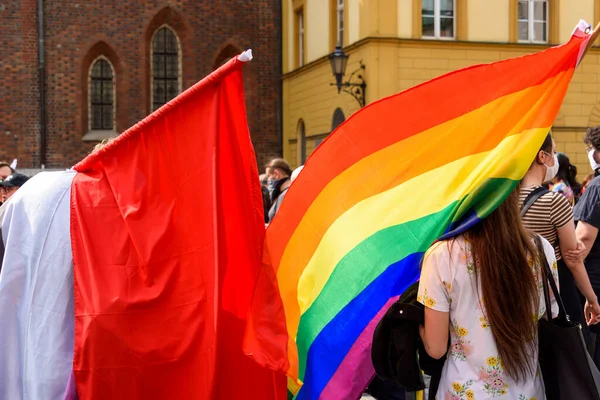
[337,0,344,47]
[518,0,548,43]
[150,24,183,112]
[422,0,456,40]
[298,10,305,66]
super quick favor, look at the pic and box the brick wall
[0,0,41,166]
[0,0,281,168]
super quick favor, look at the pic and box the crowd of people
[1,132,599,399]
[261,128,600,400]
[260,158,303,225]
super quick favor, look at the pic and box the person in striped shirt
[520,132,600,345]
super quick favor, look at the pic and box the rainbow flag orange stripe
[245,23,593,400]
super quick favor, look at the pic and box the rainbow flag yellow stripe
[245,27,591,400]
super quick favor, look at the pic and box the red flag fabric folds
[71,54,285,399]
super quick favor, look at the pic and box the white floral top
[417,236,559,400]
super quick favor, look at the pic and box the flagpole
[581,21,600,62]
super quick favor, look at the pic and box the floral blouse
[417,236,559,400]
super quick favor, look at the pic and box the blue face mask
[267,179,277,193]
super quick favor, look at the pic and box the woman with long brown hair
[418,188,597,398]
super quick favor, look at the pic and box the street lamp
[329,45,366,108]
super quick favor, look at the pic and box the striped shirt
[519,185,573,260]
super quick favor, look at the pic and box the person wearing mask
[550,153,578,204]
[265,158,292,222]
[418,188,598,398]
[574,125,600,366]
[0,173,30,203]
[520,132,600,346]
[259,174,272,224]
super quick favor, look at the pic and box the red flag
[70,53,286,399]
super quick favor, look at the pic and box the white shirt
[418,236,558,400]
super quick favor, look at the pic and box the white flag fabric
[0,171,75,399]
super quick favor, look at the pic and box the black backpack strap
[533,234,570,321]
[520,187,550,217]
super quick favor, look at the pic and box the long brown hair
[465,188,539,382]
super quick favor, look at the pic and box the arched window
[89,58,115,131]
[332,108,346,131]
[297,119,306,164]
[151,26,181,111]
[213,44,241,70]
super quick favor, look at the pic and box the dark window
[337,0,344,46]
[298,120,306,164]
[90,59,114,131]
[213,44,240,70]
[332,108,346,131]
[152,27,180,111]
[297,10,305,67]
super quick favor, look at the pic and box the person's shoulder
[523,186,555,201]
[425,241,446,257]
[425,237,465,259]
[579,176,600,201]
[588,176,600,189]
[545,188,570,204]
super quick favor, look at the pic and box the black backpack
[371,281,445,398]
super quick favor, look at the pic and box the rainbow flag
[244,21,595,400]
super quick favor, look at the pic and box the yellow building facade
[282,0,600,178]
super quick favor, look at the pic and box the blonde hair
[92,137,117,154]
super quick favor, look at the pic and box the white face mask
[588,148,600,171]
[543,153,559,182]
